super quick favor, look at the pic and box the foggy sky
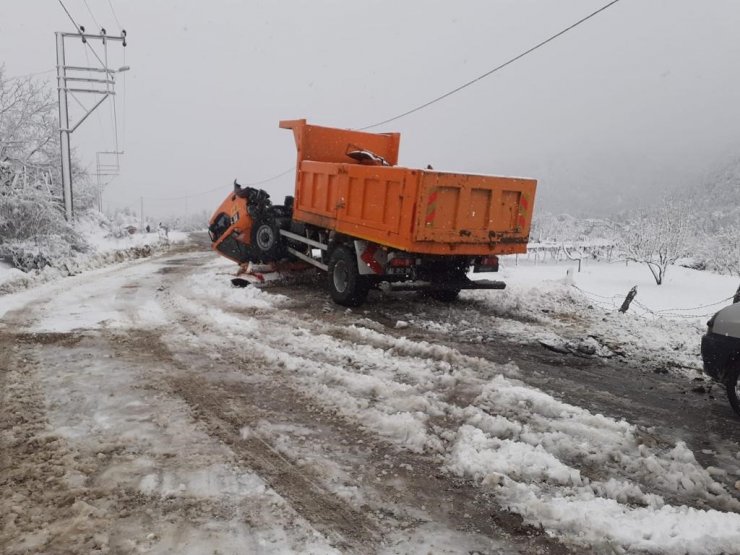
[1,0,739,219]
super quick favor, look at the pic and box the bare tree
[0,69,60,188]
[711,225,740,277]
[619,199,695,285]
[0,66,93,269]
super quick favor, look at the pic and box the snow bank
[0,213,189,296]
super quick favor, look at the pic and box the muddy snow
[2,239,740,554]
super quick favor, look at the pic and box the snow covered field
[4,243,740,554]
[462,256,740,380]
[498,256,738,318]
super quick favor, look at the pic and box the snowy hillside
[689,155,740,229]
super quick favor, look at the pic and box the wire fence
[570,284,735,320]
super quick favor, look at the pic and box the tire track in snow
[154,334,576,555]
[0,254,343,554]
[170,283,737,511]
[168,374,382,553]
[155,260,578,554]
[164,262,740,552]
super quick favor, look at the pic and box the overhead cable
[106,0,124,32]
[5,68,56,81]
[108,0,624,202]
[82,0,102,31]
[56,0,107,68]
[136,167,296,202]
[359,0,623,130]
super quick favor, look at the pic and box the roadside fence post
[619,286,638,313]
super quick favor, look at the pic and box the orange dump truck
[209,119,537,306]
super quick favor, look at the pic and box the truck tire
[725,363,740,417]
[251,219,283,262]
[328,245,369,307]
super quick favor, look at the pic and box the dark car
[702,302,740,415]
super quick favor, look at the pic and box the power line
[185,0,624,197]
[111,92,120,153]
[106,0,124,32]
[5,68,56,81]
[108,167,296,206]
[82,0,102,31]
[143,167,296,202]
[359,0,623,130]
[56,0,84,33]
[113,1,623,207]
[140,1,623,202]
[56,0,107,68]
[121,47,127,149]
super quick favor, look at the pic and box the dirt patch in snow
[0,330,108,554]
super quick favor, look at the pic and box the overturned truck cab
[209,119,538,306]
[209,182,293,265]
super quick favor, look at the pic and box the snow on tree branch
[619,199,694,285]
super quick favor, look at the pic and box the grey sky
[1,0,739,218]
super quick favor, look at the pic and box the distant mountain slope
[689,156,740,231]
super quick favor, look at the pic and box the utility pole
[140,196,144,229]
[55,29,128,221]
[56,33,73,221]
[96,150,123,211]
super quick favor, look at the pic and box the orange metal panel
[414,171,537,245]
[340,165,407,233]
[284,120,537,257]
[280,119,400,166]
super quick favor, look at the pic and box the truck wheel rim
[256,226,274,250]
[333,260,349,293]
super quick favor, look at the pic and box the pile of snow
[447,376,740,553]
[76,213,188,253]
[0,213,188,295]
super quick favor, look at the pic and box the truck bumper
[382,279,506,293]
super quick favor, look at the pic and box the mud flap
[353,240,387,276]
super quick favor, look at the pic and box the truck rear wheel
[328,246,369,307]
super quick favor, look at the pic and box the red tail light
[389,257,414,268]
[482,256,499,269]
[474,255,499,273]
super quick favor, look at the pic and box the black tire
[726,363,740,417]
[327,245,369,307]
[251,219,283,262]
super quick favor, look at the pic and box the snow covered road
[3,239,740,554]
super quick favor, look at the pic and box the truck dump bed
[281,120,536,256]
